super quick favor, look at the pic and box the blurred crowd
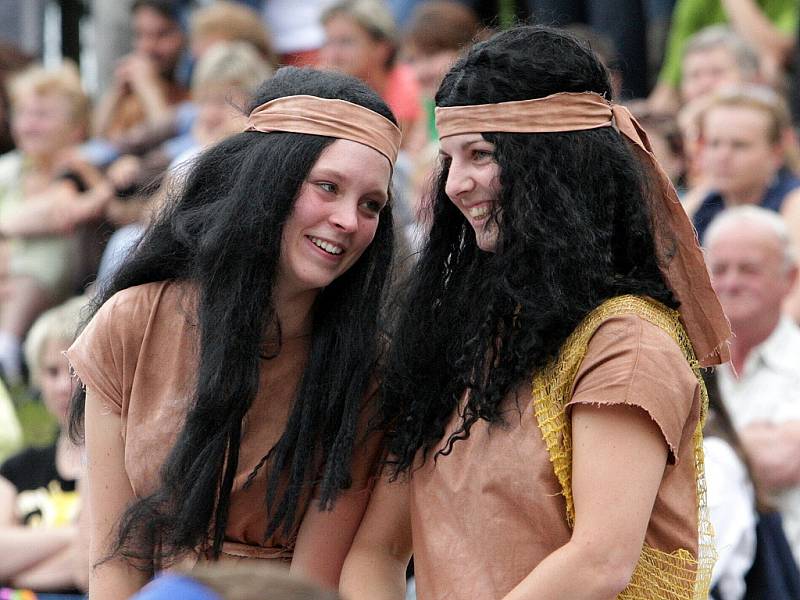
[0,0,798,599]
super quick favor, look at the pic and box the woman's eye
[318,182,337,193]
[473,149,494,161]
[361,199,385,215]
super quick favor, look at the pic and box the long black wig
[381,26,678,474]
[68,67,397,567]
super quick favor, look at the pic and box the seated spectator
[101,1,277,208]
[96,41,273,290]
[648,0,798,114]
[0,42,32,156]
[131,564,340,600]
[84,0,190,170]
[321,0,421,138]
[0,63,111,384]
[401,0,482,153]
[705,205,800,565]
[681,26,761,107]
[670,27,762,197]
[189,0,277,67]
[0,296,86,595]
[692,85,800,242]
[397,0,482,242]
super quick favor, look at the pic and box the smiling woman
[342,25,731,600]
[64,67,400,599]
[278,139,390,295]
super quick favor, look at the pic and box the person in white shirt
[705,204,800,564]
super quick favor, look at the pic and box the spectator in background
[0,42,32,156]
[401,0,482,153]
[673,27,762,197]
[321,0,421,138]
[398,0,482,241]
[705,206,800,566]
[649,0,797,114]
[88,0,188,167]
[101,0,277,210]
[0,296,86,595]
[680,26,761,107]
[0,63,110,385]
[189,0,277,67]
[96,41,274,290]
[691,86,800,242]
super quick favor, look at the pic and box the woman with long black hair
[341,26,731,600]
[67,66,400,598]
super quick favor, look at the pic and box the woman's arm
[84,387,150,599]
[290,484,374,590]
[339,474,412,600]
[10,545,79,591]
[501,404,668,600]
[0,476,75,583]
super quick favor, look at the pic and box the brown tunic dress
[409,304,706,600]
[67,280,380,563]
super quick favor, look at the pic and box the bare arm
[339,474,412,600]
[0,180,112,237]
[721,0,795,66]
[11,545,79,591]
[0,476,75,583]
[740,421,800,490]
[501,404,668,600]
[291,484,375,590]
[647,81,681,115]
[84,388,150,599]
[93,78,128,139]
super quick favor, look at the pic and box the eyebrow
[310,167,389,200]
[439,137,492,155]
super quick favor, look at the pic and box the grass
[12,385,57,448]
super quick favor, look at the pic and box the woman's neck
[272,287,317,339]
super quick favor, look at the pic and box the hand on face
[439,133,501,252]
[115,54,160,91]
[276,138,392,297]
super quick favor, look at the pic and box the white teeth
[309,236,343,255]
[469,205,490,219]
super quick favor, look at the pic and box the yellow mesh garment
[531,295,715,599]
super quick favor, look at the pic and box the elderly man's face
[707,222,794,333]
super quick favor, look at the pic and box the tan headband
[436,91,731,366]
[246,95,402,164]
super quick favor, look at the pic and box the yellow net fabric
[531,295,715,599]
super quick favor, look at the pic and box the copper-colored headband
[436,91,731,367]
[246,95,402,164]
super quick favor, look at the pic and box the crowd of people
[0,1,798,599]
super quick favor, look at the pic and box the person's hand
[115,54,160,95]
[107,155,143,192]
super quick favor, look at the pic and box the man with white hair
[705,204,800,563]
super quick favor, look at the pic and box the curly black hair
[380,25,677,473]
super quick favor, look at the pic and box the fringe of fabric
[531,295,715,599]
